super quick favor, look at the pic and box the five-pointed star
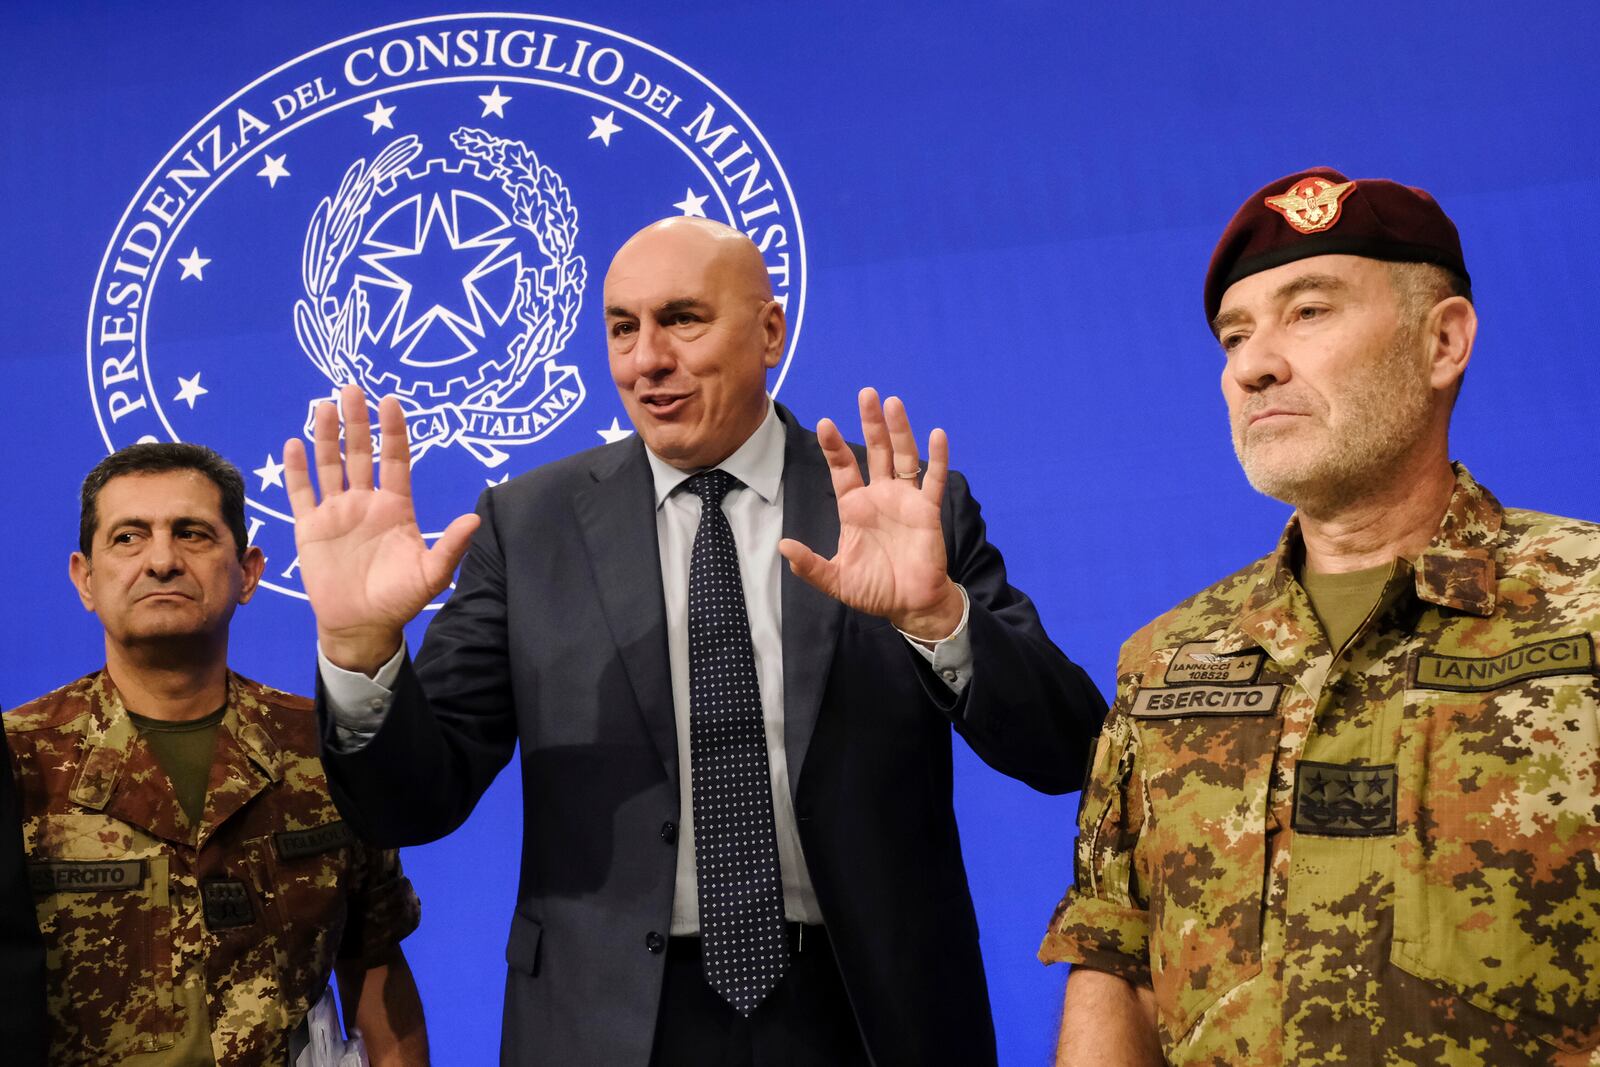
[254,452,286,490]
[177,248,211,280]
[257,154,290,188]
[597,417,633,444]
[359,192,517,344]
[172,373,208,409]
[673,188,709,218]
[1351,775,1387,805]
[364,99,397,133]
[485,472,511,488]
[479,85,511,118]
[589,111,623,146]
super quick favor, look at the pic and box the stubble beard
[1232,321,1434,515]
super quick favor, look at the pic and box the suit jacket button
[660,820,677,844]
[646,931,666,954]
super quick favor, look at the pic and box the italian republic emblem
[84,14,807,607]
[1264,177,1356,234]
[293,128,586,467]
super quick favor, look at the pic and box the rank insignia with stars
[1292,760,1398,837]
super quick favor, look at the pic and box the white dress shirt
[321,400,974,935]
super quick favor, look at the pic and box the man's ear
[68,552,95,612]
[1426,296,1477,393]
[236,545,266,605]
[759,299,787,370]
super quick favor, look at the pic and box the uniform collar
[70,670,283,843]
[67,672,139,811]
[643,399,784,509]
[1214,463,1502,656]
[1411,463,1502,616]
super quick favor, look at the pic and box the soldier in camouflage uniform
[1042,168,1600,1066]
[6,443,428,1065]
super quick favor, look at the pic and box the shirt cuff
[1037,889,1152,987]
[318,642,406,748]
[339,849,422,963]
[898,584,972,694]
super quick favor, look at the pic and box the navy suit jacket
[318,405,1106,1065]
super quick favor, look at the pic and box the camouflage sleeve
[337,846,421,965]
[1038,670,1151,985]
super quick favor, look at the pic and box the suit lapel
[573,439,678,785]
[777,407,845,794]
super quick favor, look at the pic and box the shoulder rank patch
[28,860,144,894]
[1131,683,1281,718]
[202,878,255,930]
[1292,760,1397,837]
[1164,642,1264,685]
[1264,176,1356,233]
[274,820,355,861]
[1415,633,1596,692]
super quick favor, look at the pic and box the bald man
[294,219,1104,1066]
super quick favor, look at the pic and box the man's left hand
[779,387,964,642]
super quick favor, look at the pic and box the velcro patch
[1130,684,1281,718]
[1415,634,1595,692]
[202,878,255,930]
[1164,642,1264,685]
[29,860,144,894]
[1293,761,1397,837]
[274,820,355,861]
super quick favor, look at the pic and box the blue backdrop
[3,3,1596,1062]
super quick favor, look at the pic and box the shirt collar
[644,399,784,509]
[1215,462,1504,656]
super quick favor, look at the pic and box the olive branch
[449,127,586,407]
[292,136,424,388]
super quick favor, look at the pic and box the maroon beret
[1204,166,1470,324]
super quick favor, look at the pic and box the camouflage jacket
[6,671,420,1066]
[1041,466,1600,1066]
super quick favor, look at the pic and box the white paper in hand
[294,985,369,1067]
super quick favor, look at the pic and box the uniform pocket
[1134,693,1278,1041]
[1392,666,1600,1053]
[27,813,177,1061]
[256,820,357,1024]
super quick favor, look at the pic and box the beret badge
[1263,177,1356,234]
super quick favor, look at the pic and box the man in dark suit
[0,718,47,1063]
[287,218,1105,1065]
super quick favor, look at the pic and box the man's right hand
[284,384,481,675]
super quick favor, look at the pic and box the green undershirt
[1301,563,1393,655]
[127,705,226,826]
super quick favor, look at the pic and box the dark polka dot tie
[683,468,789,1016]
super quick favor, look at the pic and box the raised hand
[778,388,965,642]
[284,385,480,673]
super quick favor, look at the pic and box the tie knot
[683,468,738,506]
